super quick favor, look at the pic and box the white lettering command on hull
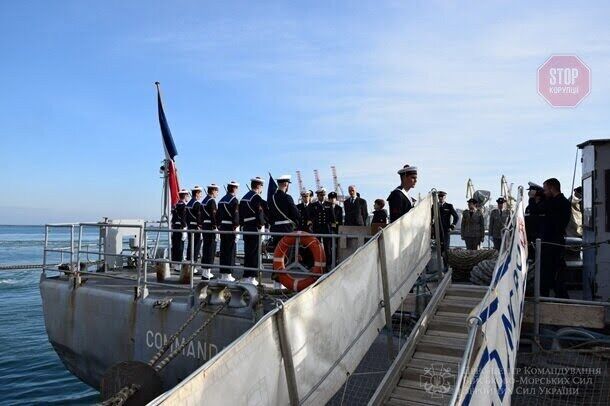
[146,330,218,361]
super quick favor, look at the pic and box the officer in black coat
[296,190,313,231]
[344,185,368,226]
[326,192,343,233]
[269,175,300,235]
[185,185,204,262]
[307,188,336,268]
[327,191,343,266]
[217,181,240,281]
[540,178,572,298]
[170,189,190,268]
[388,164,418,222]
[437,191,458,255]
[200,184,219,279]
[239,177,266,284]
[524,182,545,261]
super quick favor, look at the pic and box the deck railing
[41,220,377,302]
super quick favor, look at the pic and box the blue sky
[1,1,609,224]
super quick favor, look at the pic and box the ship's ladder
[369,272,487,406]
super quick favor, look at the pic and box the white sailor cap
[227,180,240,188]
[277,174,292,183]
[178,188,190,195]
[300,188,310,196]
[398,164,418,175]
[207,183,219,190]
[191,185,203,192]
[250,176,264,185]
[316,187,327,194]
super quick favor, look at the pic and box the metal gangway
[369,187,530,406]
[148,193,442,405]
[368,273,486,405]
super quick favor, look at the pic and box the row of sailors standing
[170,175,363,285]
[170,164,420,286]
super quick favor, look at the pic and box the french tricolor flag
[156,82,181,206]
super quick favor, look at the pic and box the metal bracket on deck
[134,285,149,301]
[69,273,82,290]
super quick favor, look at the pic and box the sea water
[0,225,98,405]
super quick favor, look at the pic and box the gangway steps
[369,275,486,406]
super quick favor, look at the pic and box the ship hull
[39,273,256,391]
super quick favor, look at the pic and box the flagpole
[164,160,171,258]
[156,81,171,258]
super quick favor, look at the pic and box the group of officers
[170,172,385,285]
[433,176,575,299]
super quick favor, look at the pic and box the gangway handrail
[448,315,482,406]
[368,270,453,406]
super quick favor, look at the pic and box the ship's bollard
[179,263,192,284]
[156,262,171,282]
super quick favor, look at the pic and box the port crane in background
[501,175,516,210]
[465,178,490,207]
[330,165,346,202]
[313,169,322,191]
[466,178,475,200]
[296,170,305,194]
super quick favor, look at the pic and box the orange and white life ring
[273,232,326,292]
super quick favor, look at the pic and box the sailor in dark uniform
[344,185,368,226]
[217,181,240,281]
[525,182,545,261]
[185,185,204,262]
[436,191,459,262]
[327,191,343,266]
[200,183,219,279]
[239,177,266,285]
[170,189,190,270]
[326,192,343,233]
[307,188,336,268]
[268,175,299,289]
[387,164,418,223]
[540,178,571,298]
[269,175,300,236]
[296,189,313,231]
